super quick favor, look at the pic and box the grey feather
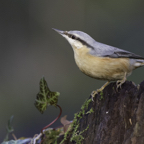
[90,41,144,60]
[68,30,144,60]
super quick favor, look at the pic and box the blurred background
[1,0,144,141]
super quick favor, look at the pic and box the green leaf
[3,116,14,141]
[34,77,60,114]
[7,115,14,133]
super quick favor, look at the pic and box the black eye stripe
[71,35,76,39]
[63,32,77,39]
[68,34,77,39]
[64,31,94,49]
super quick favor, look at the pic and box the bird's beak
[52,28,64,35]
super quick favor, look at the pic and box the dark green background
[1,0,144,141]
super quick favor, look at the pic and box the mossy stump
[57,81,144,144]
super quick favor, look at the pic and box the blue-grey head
[52,28,96,50]
[52,28,144,68]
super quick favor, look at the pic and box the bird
[53,28,144,98]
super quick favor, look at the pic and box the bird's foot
[116,73,126,91]
[116,80,123,90]
[91,81,110,101]
[91,90,99,101]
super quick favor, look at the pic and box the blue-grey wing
[109,51,144,59]
[90,41,144,59]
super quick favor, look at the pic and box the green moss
[86,108,94,114]
[43,129,61,144]
[70,125,89,144]
[100,91,104,100]
[60,98,93,144]
[59,126,71,144]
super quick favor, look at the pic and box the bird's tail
[134,59,144,68]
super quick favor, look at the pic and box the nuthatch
[53,28,144,98]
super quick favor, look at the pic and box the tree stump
[58,81,144,144]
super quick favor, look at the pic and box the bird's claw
[116,80,122,91]
[91,90,98,101]
[116,80,126,92]
[116,73,127,92]
[91,81,110,101]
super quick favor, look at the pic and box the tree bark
[58,81,144,144]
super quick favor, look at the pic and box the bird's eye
[71,35,76,39]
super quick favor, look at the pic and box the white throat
[63,35,83,49]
